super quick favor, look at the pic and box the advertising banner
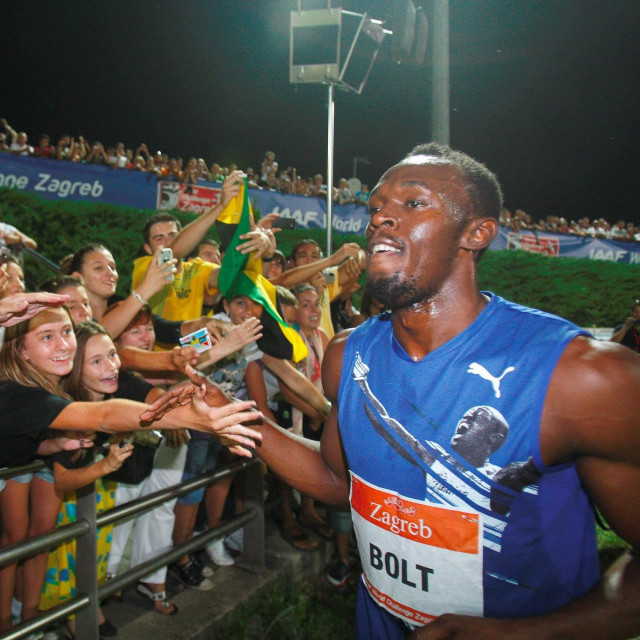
[250,189,370,235]
[489,227,640,264]
[2,155,639,261]
[157,181,221,214]
[156,181,370,234]
[0,154,157,209]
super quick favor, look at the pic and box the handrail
[0,456,264,640]
[0,458,254,568]
[0,460,45,481]
[21,245,61,274]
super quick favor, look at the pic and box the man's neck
[391,286,488,361]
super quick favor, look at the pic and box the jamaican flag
[216,179,308,363]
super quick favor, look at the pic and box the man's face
[631,305,640,321]
[145,221,179,254]
[364,159,470,309]
[224,296,263,325]
[198,243,221,265]
[293,243,321,267]
[451,406,508,467]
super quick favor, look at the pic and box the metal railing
[0,457,264,640]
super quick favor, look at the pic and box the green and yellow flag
[216,179,308,363]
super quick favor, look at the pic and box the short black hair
[403,142,503,223]
[142,212,181,244]
[290,239,321,261]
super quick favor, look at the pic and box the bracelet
[132,290,148,305]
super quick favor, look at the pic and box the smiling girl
[0,307,261,631]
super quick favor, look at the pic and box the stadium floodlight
[289,2,437,252]
[289,8,341,85]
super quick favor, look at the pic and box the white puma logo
[467,362,515,398]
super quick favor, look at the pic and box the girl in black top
[0,306,261,632]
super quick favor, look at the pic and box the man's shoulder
[183,257,218,273]
[324,318,389,371]
[133,255,152,269]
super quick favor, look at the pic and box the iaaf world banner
[489,227,640,264]
[157,180,370,234]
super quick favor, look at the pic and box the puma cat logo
[467,362,515,398]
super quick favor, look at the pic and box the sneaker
[326,560,351,587]
[191,551,215,578]
[224,528,244,553]
[206,538,235,566]
[169,561,213,591]
[11,597,22,625]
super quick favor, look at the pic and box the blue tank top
[338,293,599,626]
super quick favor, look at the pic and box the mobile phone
[272,217,295,230]
[322,269,335,284]
[158,247,174,282]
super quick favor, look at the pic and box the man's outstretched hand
[0,291,70,327]
[139,384,196,425]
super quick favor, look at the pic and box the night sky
[2,0,638,223]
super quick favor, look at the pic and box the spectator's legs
[0,479,31,630]
[132,443,186,586]
[107,482,144,577]
[203,474,233,530]
[279,480,318,551]
[22,474,62,621]
[172,503,199,565]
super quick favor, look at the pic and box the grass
[210,573,358,640]
[211,525,630,640]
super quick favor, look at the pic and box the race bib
[350,472,484,626]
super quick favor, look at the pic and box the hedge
[2,187,639,327]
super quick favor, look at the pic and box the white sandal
[136,582,179,615]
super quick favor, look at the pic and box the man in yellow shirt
[132,214,220,322]
[132,174,269,323]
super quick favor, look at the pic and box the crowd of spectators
[0,173,381,638]
[0,120,371,206]
[500,208,640,241]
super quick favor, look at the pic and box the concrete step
[101,520,334,640]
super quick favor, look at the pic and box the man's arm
[1,119,17,144]
[610,318,635,344]
[261,353,331,420]
[12,228,37,249]
[413,336,640,639]
[169,171,243,259]
[183,333,351,505]
[253,334,351,504]
[117,345,198,374]
[0,292,69,327]
[271,242,362,289]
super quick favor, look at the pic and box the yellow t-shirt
[131,256,219,322]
